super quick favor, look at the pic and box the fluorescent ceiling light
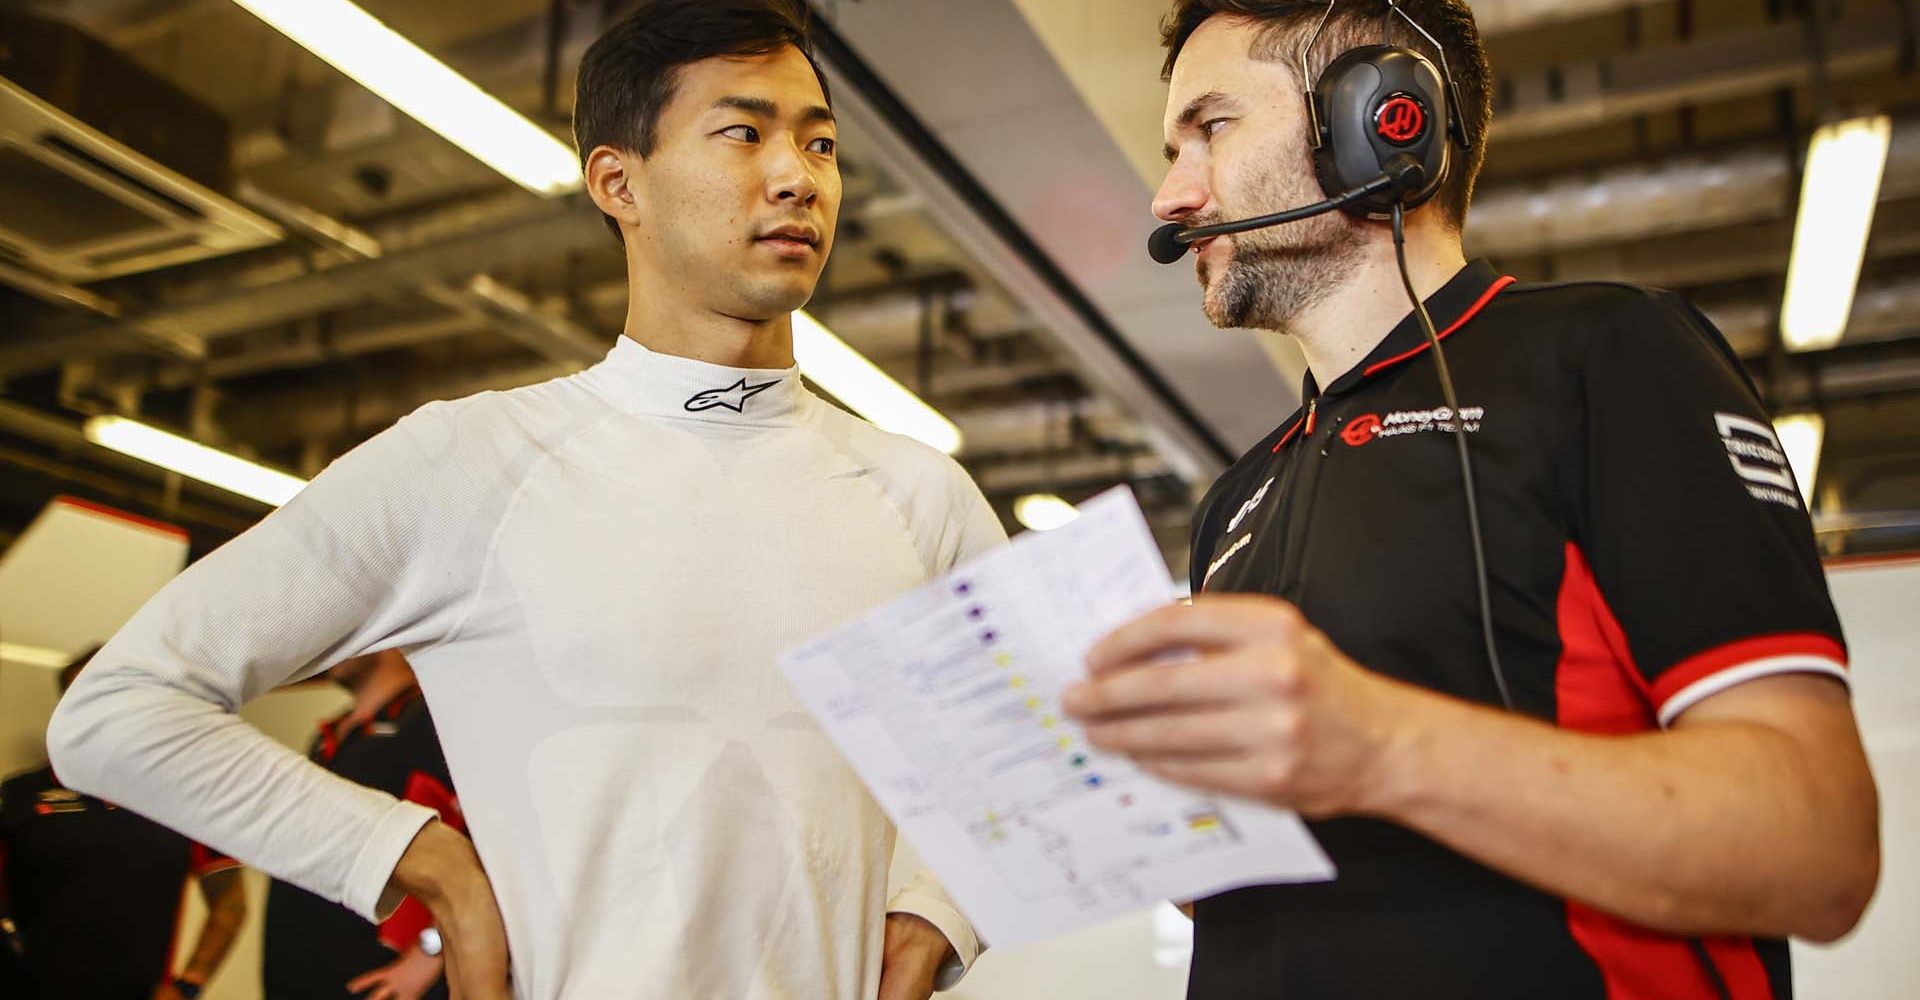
[1781,115,1891,352]
[1014,493,1080,532]
[228,0,580,195]
[1772,412,1825,509]
[793,311,964,455]
[0,642,71,669]
[84,416,308,507]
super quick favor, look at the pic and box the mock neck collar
[584,335,809,426]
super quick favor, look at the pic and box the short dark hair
[573,0,831,239]
[1160,0,1491,231]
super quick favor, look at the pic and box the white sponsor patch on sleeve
[1714,412,1801,509]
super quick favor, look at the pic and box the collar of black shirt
[1270,259,1511,453]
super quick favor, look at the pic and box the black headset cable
[1390,201,1514,712]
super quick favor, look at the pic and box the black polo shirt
[263,687,454,1000]
[0,766,235,1000]
[1186,260,1847,1000]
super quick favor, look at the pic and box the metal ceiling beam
[0,260,119,316]
[949,398,1138,455]
[1700,272,1920,358]
[217,354,576,450]
[1763,334,1920,410]
[974,451,1172,495]
[1498,198,1920,293]
[1468,116,1920,257]
[25,0,223,47]
[422,276,608,367]
[118,313,491,394]
[0,398,264,530]
[1473,0,1663,37]
[1493,6,1908,141]
[908,358,1071,396]
[218,348,1105,456]
[0,200,607,378]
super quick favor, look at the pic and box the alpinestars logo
[685,378,781,413]
[1715,412,1801,509]
[1342,406,1485,446]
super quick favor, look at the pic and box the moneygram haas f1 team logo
[1342,414,1385,447]
[1342,407,1483,447]
[1374,93,1429,146]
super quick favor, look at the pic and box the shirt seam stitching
[816,408,935,578]
[437,405,633,647]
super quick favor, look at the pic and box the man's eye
[808,137,837,155]
[721,125,761,142]
[1202,118,1231,138]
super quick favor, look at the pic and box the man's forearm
[389,821,513,1000]
[1363,675,1878,941]
[180,872,247,986]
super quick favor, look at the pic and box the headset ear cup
[1311,45,1453,217]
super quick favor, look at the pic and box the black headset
[1302,2,1473,217]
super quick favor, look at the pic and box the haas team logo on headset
[1374,93,1428,146]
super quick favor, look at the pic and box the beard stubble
[1195,157,1368,333]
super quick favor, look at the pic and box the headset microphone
[1146,155,1428,264]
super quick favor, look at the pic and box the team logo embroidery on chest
[1203,533,1255,590]
[684,378,781,413]
[1341,405,1486,446]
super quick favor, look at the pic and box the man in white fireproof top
[48,2,1000,998]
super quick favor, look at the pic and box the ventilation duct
[0,13,281,284]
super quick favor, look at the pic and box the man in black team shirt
[1063,3,1881,999]
[263,650,460,1000]
[1,648,247,1000]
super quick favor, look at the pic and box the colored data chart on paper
[779,487,1335,947]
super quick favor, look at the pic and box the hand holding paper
[778,488,1333,948]
[1065,594,1413,818]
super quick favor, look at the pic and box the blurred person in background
[264,650,458,1000]
[1,647,246,1000]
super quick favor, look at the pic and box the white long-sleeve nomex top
[50,335,1006,999]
